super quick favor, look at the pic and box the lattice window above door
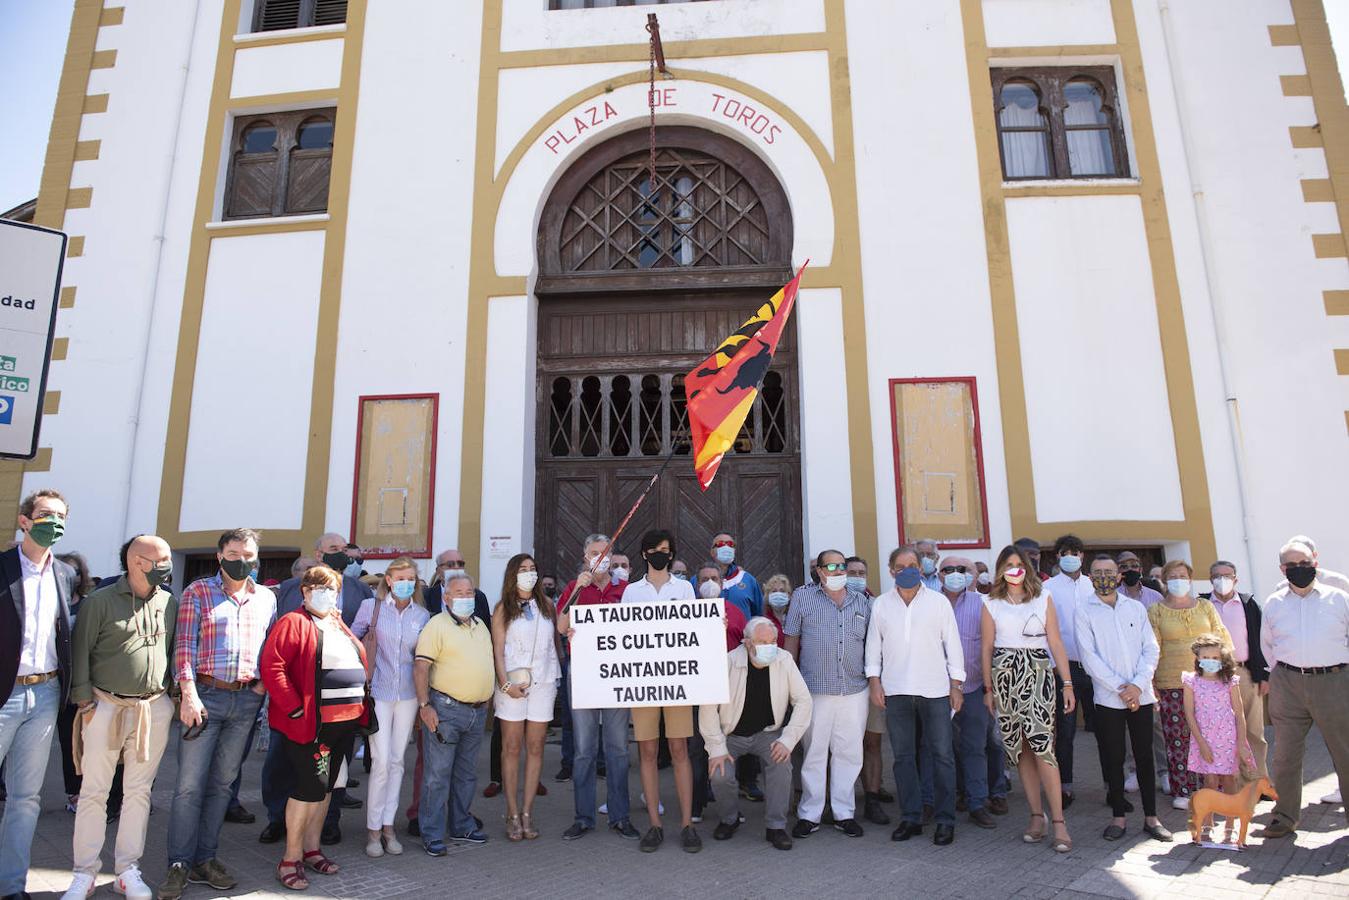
[558,147,772,272]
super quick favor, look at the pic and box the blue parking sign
[0,395,13,425]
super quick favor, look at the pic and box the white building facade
[13,0,1349,598]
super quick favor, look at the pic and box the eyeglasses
[713,539,735,548]
[939,565,968,575]
[439,560,465,568]
[819,562,846,573]
[1021,614,1047,638]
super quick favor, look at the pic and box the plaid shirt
[783,582,872,695]
[173,573,276,684]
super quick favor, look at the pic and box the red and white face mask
[1003,567,1026,586]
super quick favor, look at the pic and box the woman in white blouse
[492,553,562,841]
[980,545,1076,853]
[351,556,430,859]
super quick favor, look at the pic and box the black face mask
[322,551,351,571]
[1120,570,1142,587]
[220,557,254,581]
[645,550,672,572]
[1285,565,1317,589]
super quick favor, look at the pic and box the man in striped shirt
[160,529,276,900]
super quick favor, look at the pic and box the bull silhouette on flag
[684,262,807,490]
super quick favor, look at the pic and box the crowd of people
[0,486,1346,899]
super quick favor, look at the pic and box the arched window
[1063,77,1117,176]
[538,126,792,291]
[226,121,279,219]
[286,115,335,214]
[996,81,1050,179]
[225,108,336,220]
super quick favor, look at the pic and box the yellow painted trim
[1002,182,1142,198]
[27,449,53,474]
[100,7,124,27]
[66,236,85,257]
[1281,74,1313,96]
[1335,349,1349,375]
[228,88,340,110]
[1312,233,1347,257]
[1302,178,1334,202]
[156,0,366,550]
[1325,290,1349,314]
[42,392,62,416]
[83,94,109,114]
[90,48,116,69]
[960,0,1217,563]
[987,44,1119,58]
[59,286,77,309]
[1290,125,1323,148]
[1290,2,1349,282]
[72,140,100,161]
[497,31,830,69]
[51,338,69,361]
[1269,24,1301,46]
[65,187,92,209]
[456,1,877,575]
[233,27,346,49]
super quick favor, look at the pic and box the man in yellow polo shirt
[414,574,494,855]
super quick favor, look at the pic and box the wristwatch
[501,681,513,693]
[419,700,431,709]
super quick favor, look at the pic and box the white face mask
[824,573,847,592]
[517,571,539,591]
[1212,576,1235,596]
[977,572,992,586]
[307,588,338,615]
[767,591,790,609]
[699,579,721,599]
[587,555,610,573]
[610,566,629,582]
[1167,578,1192,597]
[442,567,466,584]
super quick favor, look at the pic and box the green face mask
[28,515,65,548]
[220,557,254,581]
[146,563,174,589]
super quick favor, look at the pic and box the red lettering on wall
[709,92,782,148]
[543,101,622,154]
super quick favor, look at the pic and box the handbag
[361,595,383,680]
[506,602,543,689]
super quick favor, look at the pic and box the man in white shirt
[1275,535,1349,593]
[1074,555,1172,842]
[1044,534,1097,806]
[1257,539,1349,838]
[865,547,964,846]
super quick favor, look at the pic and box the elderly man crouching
[699,617,812,850]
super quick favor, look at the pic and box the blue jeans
[0,679,59,893]
[571,704,631,829]
[261,728,293,825]
[167,685,264,866]
[228,711,260,809]
[559,657,574,768]
[952,687,1004,811]
[886,693,956,827]
[418,692,486,843]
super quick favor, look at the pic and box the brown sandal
[1023,812,1045,843]
[277,859,308,891]
[302,850,340,874]
[522,812,539,840]
[1051,818,1072,853]
[506,814,524,842]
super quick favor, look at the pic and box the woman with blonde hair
[981,544,1075,853]
[492,553,562,840]
[763,574,792,648]
[351,556,430,858]
[1148,559,1231,810]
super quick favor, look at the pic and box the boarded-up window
[889,378,989,548]
[351,395,437,559]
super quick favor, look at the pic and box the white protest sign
[0,220,66,459]
[570,597,730,709]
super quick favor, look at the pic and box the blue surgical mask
[895,567,922,590]
[451,597,476,619]
[753,643,778,665]
[344,561,364,579]
[943,571,968,593]
[920,557,937,576]
[846,576,867,592]
[307,588,338,615]
[1059,554,1082,574]
[714,545,735,565]
[1167,578,1192,597]
[391,580,415,601]
[1198,658,1222,675]
[767,591,790,609]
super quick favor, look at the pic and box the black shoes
[224,805,255,824]
[681,825,702,853]
[791,819,819,838]
[610,819,640,839]
[969,808,996,829]
[987,796,1009,815]
[561,822,592,840]
[834,818,864,837]
[1061,790,1075,810]
[766,828,793,850]
[875,787,894,803]
[863,793,891,825]
[1143,821,1174,842]
[320,823,341,845]
[713,820,740,840]
[891,821,923,841]
[258,821,286,843]
[1103,824,1127,841]
[554,765,573,782]
[340,794,363,809]
[407,817,420,837]
[639,826,664,852]
[933,824,955,845]
[738,782,765,802]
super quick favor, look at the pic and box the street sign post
[0,220,67,459]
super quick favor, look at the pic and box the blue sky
[1,2,1349,214]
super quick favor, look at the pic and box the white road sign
[0,220,67,459]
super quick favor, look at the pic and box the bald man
[62,535,177,900]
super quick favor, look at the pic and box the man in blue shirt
[711,532,764,620]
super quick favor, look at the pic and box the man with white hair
[699,617,812,851]
[1277,535,1349,593]
[1256,538,1349,838]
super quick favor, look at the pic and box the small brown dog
[1188,777,1278,847]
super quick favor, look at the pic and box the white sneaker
[598,802,608,816]
[62,873,95,900]
[638,793,665,815]
[1124,771,1139,793]
[114,865,152,900]
[1321,789,1342,804]
[1159,773,1171,795]
[1171,795,1190,810]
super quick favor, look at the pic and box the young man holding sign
[620,530,701,854]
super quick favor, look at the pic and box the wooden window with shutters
[225,109,335,220]
[253,0,347,32]
[991,67,1129,180]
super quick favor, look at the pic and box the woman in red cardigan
[261,565,371,890]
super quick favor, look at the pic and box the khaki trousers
[1269,665,1349,827]
[1234,664,1268,780]
[71,694,173,875]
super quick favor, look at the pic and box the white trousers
[797,689,869,822]
[366,698,419,830]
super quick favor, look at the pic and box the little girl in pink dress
[1182,633,1252,842]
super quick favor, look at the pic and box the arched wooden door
[535,127,804,585]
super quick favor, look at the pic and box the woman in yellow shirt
[1147,560,1231,811]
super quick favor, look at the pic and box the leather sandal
[506,814,524,842]
[1051,818,1072,853]
[1023,812,1045,843]
[521,812,539,840]
[302,850,340,874]
[276,859,308,891]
